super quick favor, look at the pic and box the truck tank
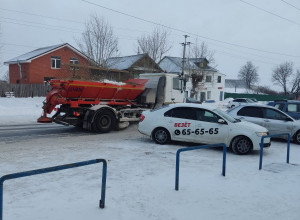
[37,78,148,123]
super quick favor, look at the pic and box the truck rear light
[140,114,145,122]
[73,112,80,117]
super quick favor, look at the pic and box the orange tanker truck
[37,73,185,133]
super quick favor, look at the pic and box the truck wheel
[231,136,252,155]
[92,109,116,133]
[152,128,170,145]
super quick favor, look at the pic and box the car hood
[233,120,268,132]
[291,119,300,126]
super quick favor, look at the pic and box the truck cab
[139,73,185,107]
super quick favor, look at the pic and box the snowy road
[0,123,96,143]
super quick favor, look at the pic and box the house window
[51,56,61,69]
[217,76,221,83]
[70,58,79,70]
[173,77,182,90]
[207,91,211,100]
[206,75,212,82]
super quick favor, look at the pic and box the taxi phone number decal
[174,128,219,135]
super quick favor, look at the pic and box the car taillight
[140,114,145,122]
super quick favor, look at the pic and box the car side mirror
[218,119,226,124]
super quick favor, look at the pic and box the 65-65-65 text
[174,128,219,135]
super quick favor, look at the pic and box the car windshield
[213,109,238,123]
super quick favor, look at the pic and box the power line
[0,17,82,32]
[81,0,300,58]
[1,42,38,48]
[280,0,300,11]
[0,7,152,35]
[239,0,300,26]
[1,2,299,67]
[0,20,81,34]
[0,7,84,24]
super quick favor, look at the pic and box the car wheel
[294,131,300,144]
[231,136,253,155]
[92,109,116,133]
[152,128,170,145]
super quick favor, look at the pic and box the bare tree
[255,85,278,95]
[190,73,203,98]
[238,61,259,89]
[290,69,300,95]
[77,14,119,66]
[188,39,216,99]
[3,70,9,82]
[190,39,216,67]
[272,62,293,95]
[137,26,172,63]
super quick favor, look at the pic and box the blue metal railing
[0,159,107,220]
[259,133,290,170]
[175,143,226,191]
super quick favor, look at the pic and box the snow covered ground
[0,97,300,220]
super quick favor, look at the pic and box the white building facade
[159,56,225,102]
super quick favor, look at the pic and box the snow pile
[0,97,46,125]
[102,79,126,85]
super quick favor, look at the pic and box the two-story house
[4,43,91,84]
[159,56,226,102]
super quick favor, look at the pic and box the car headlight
[256,132,268,137]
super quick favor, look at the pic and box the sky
[0,0,300,90]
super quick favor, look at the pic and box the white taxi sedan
[138,103,271,155]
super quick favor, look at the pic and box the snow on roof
[159,56,218,73]
[106,54,145,70]
[4,43,90,65]
[4,43,67,64]
[159,57,197,72]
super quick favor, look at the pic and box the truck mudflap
[37,115,52,123]
[83,109,93,131]
[37,110,53,123]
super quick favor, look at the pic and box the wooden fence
[0,82,51,97]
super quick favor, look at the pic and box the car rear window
[237,106,263,118]
[164,107,197,120]
[287,104,300,113]
[264,108,288,120]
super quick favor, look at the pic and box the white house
[159,56,226,102]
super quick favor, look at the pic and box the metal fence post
[0,159,107,220]
[259,133,290,170]
[286,134,291,164]
[175,143,226,191]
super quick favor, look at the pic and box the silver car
[227,98,256,108]
[227,104,300,144]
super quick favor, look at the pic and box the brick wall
[9,46,90,84]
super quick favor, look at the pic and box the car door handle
[264,119,270,122]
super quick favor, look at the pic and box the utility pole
[181,35,190,93]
